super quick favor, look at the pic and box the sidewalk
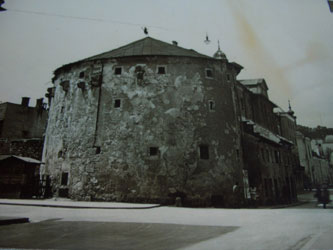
[0,198,161,209]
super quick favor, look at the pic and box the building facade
[42,37,245,206]
[308,136,333,186]
[236,79,299,205]
[42,37,301,206]
[296,132,314,188]
[0,98,48,160]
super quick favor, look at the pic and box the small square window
[205,69,213,78]
[115,67,122,75]
[61,172,68,186]
[114,99,121,108]
[149,147,159,156]
[200,145,209,159]
[157,66,166,74]
[79,71,85,79]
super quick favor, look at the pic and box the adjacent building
[0,97,48,160]
[307,135,333,186]
[236,79,299,204]
[0,97,48,198]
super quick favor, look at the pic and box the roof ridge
[55,36,212,74]
[84,36,149,61]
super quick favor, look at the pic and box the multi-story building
[308,136,333,186]
[0,97,48,198]
[236,79,299,205]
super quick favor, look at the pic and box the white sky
[0,0,332,127]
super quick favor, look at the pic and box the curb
[0,202,162,210]
[0,217,29,226]
[270,201,309,209]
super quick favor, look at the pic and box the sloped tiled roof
[239,78,268,90]
[239,78,265,86]
[0,155,42,164]
[83,37,211,61]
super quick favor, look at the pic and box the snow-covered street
[0,193,332,250]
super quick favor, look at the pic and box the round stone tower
[42,37,244,206]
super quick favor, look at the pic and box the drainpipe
[93,62,104,147]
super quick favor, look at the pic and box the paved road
[0,220,236,250]
[0,192,332,250]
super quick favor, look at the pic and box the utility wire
[7,8,170,31]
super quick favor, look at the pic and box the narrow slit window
[227,74,231,81]
[208,100,215,111]
[200,145,209,159]
[115,67,122,75]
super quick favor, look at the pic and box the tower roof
[84,37,211,61]
[54,37,242,75]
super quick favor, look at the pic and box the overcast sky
[0,0,332,127]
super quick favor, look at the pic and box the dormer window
[157,66,166,74]
[205,68,213,78]
[115,67,122,75]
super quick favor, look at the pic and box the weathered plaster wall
[42,56,242,206]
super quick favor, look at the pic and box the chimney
[36,98,44,108]
[172,41,178,46]
[21,97,30,107]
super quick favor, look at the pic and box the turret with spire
[213,40,227,60]
[288,100,295,117]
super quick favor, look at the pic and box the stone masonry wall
[0,139,44,160]
[42,56,243,206]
